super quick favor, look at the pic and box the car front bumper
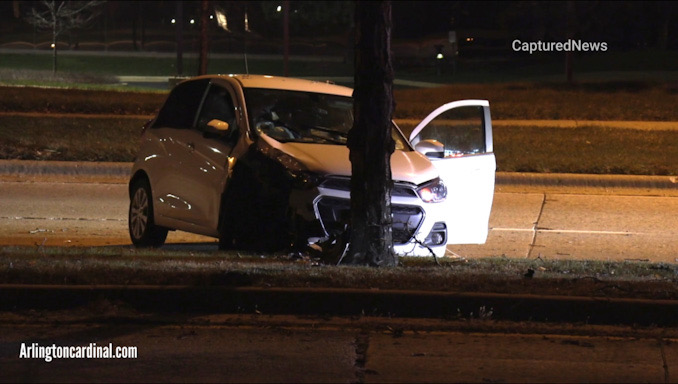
[309,185,449,258]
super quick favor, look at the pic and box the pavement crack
[353,331,371,384]
[660,338,670,383]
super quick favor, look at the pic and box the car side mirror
[414,139,445,158]
[206,119,230,133]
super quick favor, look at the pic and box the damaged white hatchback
[128,74,495,257]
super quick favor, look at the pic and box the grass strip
[2,116,676,175]
[1,80,677,174]
[0,54,352,79]
[1,246,677,300]
[0,85,165,115]
[3,81,678,120]
[394,81,678,121]
[495,125,678,175]
[0,116,144,162]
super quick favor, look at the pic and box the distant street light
[435,44,444,75]
[435,44,444,60]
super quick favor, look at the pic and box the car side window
[416,106,486,157]
[196,84,237,132]
[153,79,210,129]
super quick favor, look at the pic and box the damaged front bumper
[289,176,449,258]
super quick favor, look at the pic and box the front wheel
[129,179,168,247]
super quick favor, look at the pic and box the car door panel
[409,100,495,245]
[152,128,200,224]
[183,131,231,231]
[172,82,239,232]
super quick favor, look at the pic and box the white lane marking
[0,216,124,222]
[491,227,645,235]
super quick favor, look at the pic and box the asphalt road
[0,313,675,383]
[1,179,677,262]
[2,178,678,384]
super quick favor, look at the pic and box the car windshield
[244,88,410,150]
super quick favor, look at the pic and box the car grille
[316,197,424,244]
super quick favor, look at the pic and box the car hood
[261,135,439,185]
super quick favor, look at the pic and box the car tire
[129,178,168,247]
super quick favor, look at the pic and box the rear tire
[129,178,168,247]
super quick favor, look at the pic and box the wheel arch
[129,170,151,198]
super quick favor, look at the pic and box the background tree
[198,0,209,75]
[175,0,183,76]
[25,0,104,74]
[258,1,352,37]
[344,0,397,267]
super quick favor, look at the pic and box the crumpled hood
[262,136,439,185]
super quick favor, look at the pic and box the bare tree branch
[25,1,105,73]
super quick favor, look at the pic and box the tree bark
[565,1,575,84]
[175,1,184,76]
[13,0,20,18]
[283,0,290,77]
[344,1,397,267]
[198,0,209,75]
[657,1,670,51]
[52,17,57,74]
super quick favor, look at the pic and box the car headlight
[417,178,447,203]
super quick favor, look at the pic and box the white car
[128,74,495,257]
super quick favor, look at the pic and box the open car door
[409,100,495,245]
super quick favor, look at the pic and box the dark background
[1,1,676,80]
[1,1,675,50]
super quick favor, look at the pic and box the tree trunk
[344,1,397,267]
[52,24,57,74]
[283,0,289,77]
[198,0,209,75]
[132,17,138,51]
[565,1,575,84]
[657,1,670,51]
[13,0,20,18]
[175,1,184,76]
[140,2,146,49]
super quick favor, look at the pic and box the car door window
[413,106,487,157]
[196,84,238,141]
[153,79,210,129]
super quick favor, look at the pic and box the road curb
[0,160,132,177]
[496,172,678,191]
[2,285,678,326]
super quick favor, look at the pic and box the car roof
[188,74,354,97]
